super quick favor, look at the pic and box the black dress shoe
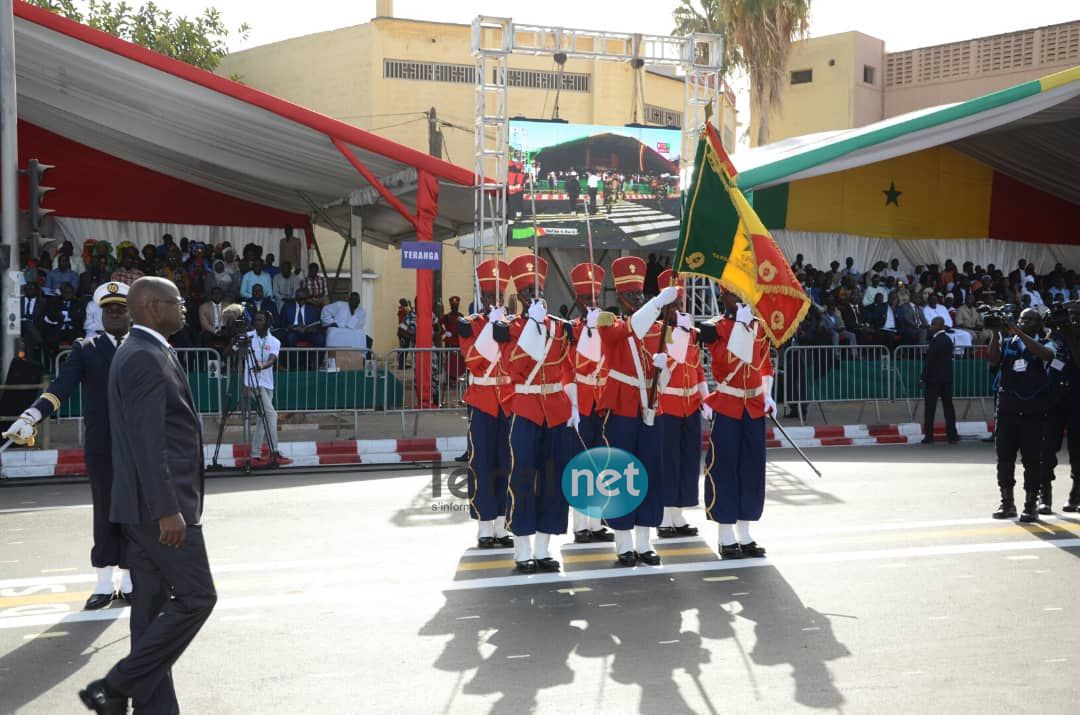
[1063,503,1080,513]
[590,529,615,542]
[476,537,495,549]
[656,526,678,539]
[453,453,468,463]
[78,679,127,715]
[720,544,743,560]
[535,557,561,572]
[84,593,114,611]
[514,559,537,574]
[1038,503,1053,515]
[573,529,593,543]
[739,541,767,558]
[616,551,637,567]
[494,535,514,548]
[674,524,699,536]
[636,550,662,566]
[116,591,133,606]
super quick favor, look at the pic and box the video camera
[1045,301,1079,331]
[977,303,1017,330]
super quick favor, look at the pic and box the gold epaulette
[596,311,617,328]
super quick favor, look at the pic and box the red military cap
[570,262,605,297]
[657,268,685,297]
[476,259,511,295]
[611,255,646,294]
[509,253,548,293]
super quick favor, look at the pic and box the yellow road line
[455,546,717,573]
[0,591,91,608]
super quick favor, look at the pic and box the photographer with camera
[1044,302,1080,512]
[241,311,293,467]
[988,308,1056,522]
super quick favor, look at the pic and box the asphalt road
[1,443,1079,714]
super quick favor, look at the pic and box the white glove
[586,307,600,329]
[567,405,581,431]
[3,409,40,446]
[657,285,679,307]
[652,353,667,370]
[735,303,754,325]
[443,330,452,338]
[527,299,547,324]
[702,404,714,421]
[488,306,506,323]
[762,376,776,416]
[676,311,692,331]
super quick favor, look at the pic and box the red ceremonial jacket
[458,314,511,417]
[658,332,707,418]
[571,318,607,417]
[702,317,774,420]
[596,314,663,419]
[498,315,574,427]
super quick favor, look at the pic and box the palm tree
[673,0,812,146]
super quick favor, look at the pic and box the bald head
[930,317,946,332]
[129,277,186,336]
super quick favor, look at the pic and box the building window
[501,68,591,93]
[863,65,876,84]
[643,104,683,128]
[790,69,813,85]
[383,58,475,84]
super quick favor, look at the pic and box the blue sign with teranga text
[401,241,442,270]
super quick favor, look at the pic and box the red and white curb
[1,422,993,479]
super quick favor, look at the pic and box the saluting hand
[159,512,186,548]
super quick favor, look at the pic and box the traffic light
[24,158,55,234]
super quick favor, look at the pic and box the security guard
[654,269,707,539]
[699,290,776,559]
[4,281,132,609]
[568,262,615,544]
[496,254,576,574]
[988,308,1056,522]
[595,256,678,566]
[457,260,514,549]
[1044,302,1080,512]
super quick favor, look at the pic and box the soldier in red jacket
[699,290,777,559]
[494,253,577,574]
[654,269,709,539]
[457,259,514,549]
[568,262,615,544]
[595,256,679,566]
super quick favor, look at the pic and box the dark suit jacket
[280,301,321,330]
[109,328,205,526]
[21,295,45,327]
[922,330,954,384]
[244,297,280,329]
[34,334,118,457]
[839,303,866,331]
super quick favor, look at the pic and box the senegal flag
[675,124,809,346]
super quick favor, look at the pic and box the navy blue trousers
[506,416,573,536]
[577,410,604,451]
[466,406,511,521]
[704,411,766,523]
[601,413,664,530]
[658,412,703,508]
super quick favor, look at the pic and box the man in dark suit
[79,277,217,715]
[20,282,47,365]
[921,317,960,444]
[5,281,133,610]
[280,286,325,348]
[243,283,280,330]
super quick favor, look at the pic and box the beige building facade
[754,20,1080,146]
[219,12,737,353]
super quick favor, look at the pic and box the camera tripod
[209,333,281,473]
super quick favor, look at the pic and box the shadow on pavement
[765,462,845,508]
[0,615,125,712]
[419,566,850,713]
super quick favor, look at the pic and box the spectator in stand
[244,284,279,331]
[156,232,177,258]
[45,255,79,296]
[207,259,237,300]
[304,262,328,303]
[82,277,104,338]
[1049,275,1071,303]
[157,252,190,295]
[1022,278,1044,307]
[240,258,273,300]
[42,283,84,359]
[263,253,280,279]
[279,225,302,272]
[841,256,861,282]
[54,240,85,275]
[900,293,931,345]
[280,287,325,348]
[922,293,952,327]
[178,237,191,264]
[139,243,158,274]
[955,293,990,344]
[221,247,240,277]
[1008,259,1027,287]
[792,253,805,271]
[20,282,46,363]
[944,294,958,324]
[272,261,302,304]
[867,292,900,347]
[199,286,229,348]
[111,252,145,287]
[862,274,888,306]
[839,293,873,345]
[397,303,416,369]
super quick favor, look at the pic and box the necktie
[213,303,221,329]
[294,304,302,326]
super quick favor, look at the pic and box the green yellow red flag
[674,123,809,345]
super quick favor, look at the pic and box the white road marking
[23,631,67,639]
[455,615,480,620]
[1043,607,1063,612]
[1007,555,1039,561]
[443,537,1080,591]
[732,592,750,596]
[0,505,91,515]
[1044,658,1068,663]
[658,640,680,644]
[703,576,738,583]
[801,627,821,632]
[40,568,78,574]
[506,654,530,659]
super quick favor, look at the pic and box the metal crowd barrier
[384,347,469,435]
[891,344,994,421]
[780,345,892,424]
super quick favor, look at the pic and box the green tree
[674,0,812,146]
[26,0,250,72]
